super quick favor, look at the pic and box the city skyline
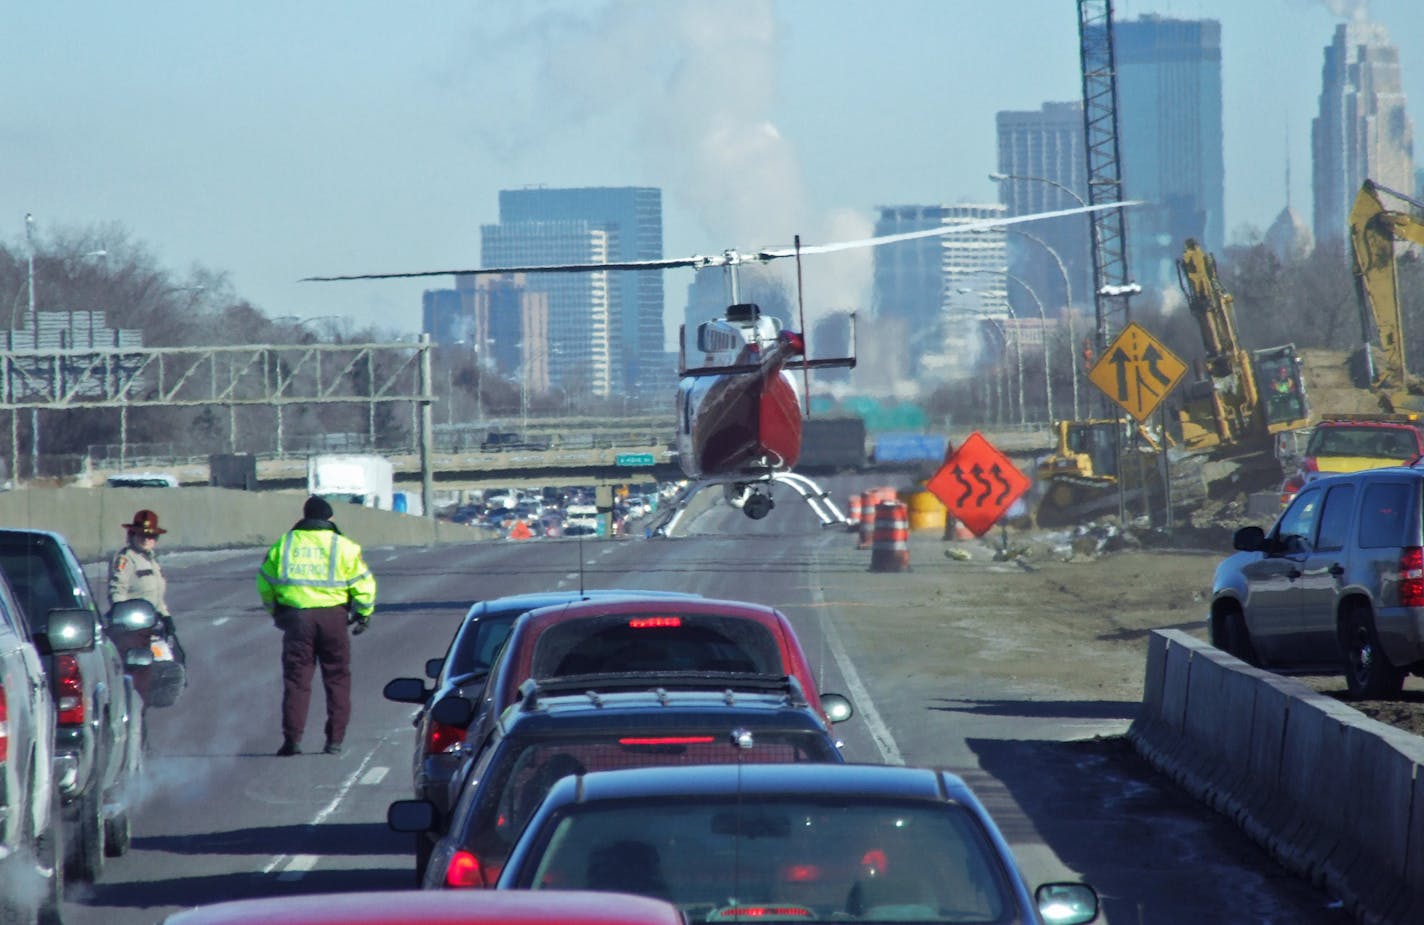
[6,1,1424,345]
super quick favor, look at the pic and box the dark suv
[1211,465,1424,698]
[388,677,844,888]
[0,529,144,881]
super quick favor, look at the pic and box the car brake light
[56,654,84,725]
[708,908,812,918]
[1300,457,1319,473]
[0,682,8,763]
[628,616,681,629]
[618,736,716,745]
[445,850,485,888]
[424,720,467,756]
[1401,547,1424,607]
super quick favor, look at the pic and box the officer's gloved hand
[351,614,371,636]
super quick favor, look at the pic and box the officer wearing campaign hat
[109,508,173,629]
[257,495,377,757]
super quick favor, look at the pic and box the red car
[455,597,854,769]
[162,890,685,925]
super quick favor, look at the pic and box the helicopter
[305,200,1134,535]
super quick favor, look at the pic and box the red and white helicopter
[306,201,1131,535]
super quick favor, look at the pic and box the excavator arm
[1176,239,1258,447]
[1349,179,1424,403]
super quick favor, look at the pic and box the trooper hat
[123,509,167,536]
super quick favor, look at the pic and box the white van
[564,504,599,536]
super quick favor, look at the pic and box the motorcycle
[107,599,186,709]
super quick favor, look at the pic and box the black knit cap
[303,495,334,521]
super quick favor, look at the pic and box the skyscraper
[488,187,664,398]
[474,220,610,397]
[1114,15,1225,293]
[995,101,1092,323]
[1312,19,1415,246]
[871,204,1007,382]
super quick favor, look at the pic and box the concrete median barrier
[1129,629,1424,923]
[0,487,469,559]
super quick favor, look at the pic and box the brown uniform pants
[276,604,352,746]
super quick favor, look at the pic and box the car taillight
[0,682,8,763]
[1300,457,1319,473]
[444,850,486,888]
[1401,547,1424,607]
[56,654,85,725]
[628,616,681,629]
[708,908,812,918]
[423,720,466,756]
[618,735,715,746]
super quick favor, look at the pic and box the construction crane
[1077,0,1136,352]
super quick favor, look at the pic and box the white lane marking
[812,544,904,766]
[262,745,382,875]
[277,854,317,881]
[360,766,389,785]
[213,617,231,627]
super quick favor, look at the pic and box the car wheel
[1340,605,1406,699]
[1212,606,1259,666]
[104,807,132,857]
[66,775,106,882]
[414,834,432,886]
[35,787,63,925]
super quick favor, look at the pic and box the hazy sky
[5,0,1422,343]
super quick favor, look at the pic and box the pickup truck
[0,529,144,884]
[0,567,80,924]
[1278,414,1424,504]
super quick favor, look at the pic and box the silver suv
[1211,465,1424,698]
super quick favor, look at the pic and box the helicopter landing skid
[649,472,853,538]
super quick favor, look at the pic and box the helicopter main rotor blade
[301,253,729,282]
[754,200,1141,260]
[303,200,1139,282]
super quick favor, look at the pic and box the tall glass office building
[489,187,664,398]
[1114,15,1225,293]
[1312,19,1415,246]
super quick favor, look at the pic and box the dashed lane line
[811,542,904,766]
[261,738,384,877]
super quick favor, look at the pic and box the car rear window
[520,798,1013,922]
[1359,482,1415,549]
[0,535,86,627]
[467,731,840,854]
[531,614,782,678]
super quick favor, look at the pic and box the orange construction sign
[508,520,533,540]
[925,431,1031,537]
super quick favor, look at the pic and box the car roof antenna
[578,535,586,595]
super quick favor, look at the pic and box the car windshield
[462,731,840,858]
[1307,426,1418,459]
[519,797,1013,924]
[444,607,530,678]
[531,614,782,678]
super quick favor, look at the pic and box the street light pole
[1006,227,1079,419]
[999,270,1052,423]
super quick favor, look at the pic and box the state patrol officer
[109,509,182,658]
[257,495,376,757]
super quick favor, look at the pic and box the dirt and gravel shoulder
[814,521,1424,737]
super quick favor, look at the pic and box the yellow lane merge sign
[1087,322,1187,422]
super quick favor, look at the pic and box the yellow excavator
[1348,178,1424,412]
[1035,239,1308,527]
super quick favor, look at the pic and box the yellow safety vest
[257,529,376,617]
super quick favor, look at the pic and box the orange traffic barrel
[856,492,876,549]
[869,501,911,572]
[847,493,863,533]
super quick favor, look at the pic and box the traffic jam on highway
[0,473,1106,925]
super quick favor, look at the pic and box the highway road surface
[63,479,1353,924]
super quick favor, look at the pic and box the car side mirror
[1035,882,1099,925]
[1232,526,1266,552]
[382,677,429,705]
[430,694,475,728]
[820,692,854,724]
[39,608,97,654]
[108,599,159,632]
[387,799,437,834]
